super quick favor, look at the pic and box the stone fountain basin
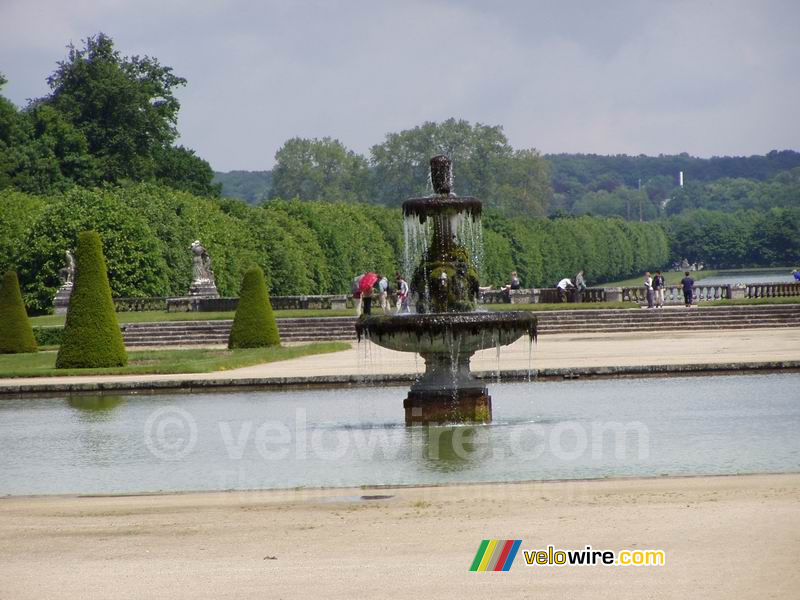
[355,311,537,354]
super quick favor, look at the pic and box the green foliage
[0,34,214,197]
[154,146,220,197]
[56,231,127,368]
[270,137,369,202]
[214,170,273,203]
[548,151,800,216]
[0,189,48,274]
[17,187,169,312]
[666,207,800,268]
[0,271,37,353]
[44,33,185,183]
[228,266,280,348]
[33,327,63,347]
[369,118,552,216]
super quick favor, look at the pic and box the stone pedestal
[53,283,73,315]
[188,281,219,298]
[403,350,492,425]
[605,287,623,302]
[404,388,492,425]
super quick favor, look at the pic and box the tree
[56,231,127,368]
[154,146,220,197]
[270,137,370,202]
[228,266,280,348]
[42,33,186,183]
[0,270,37,354]
[369,118,551,216]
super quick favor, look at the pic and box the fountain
[356,155,537,425]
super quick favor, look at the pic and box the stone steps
[119,305,800,347]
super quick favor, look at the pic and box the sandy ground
[0,474,798,599]
[2,327,800,388]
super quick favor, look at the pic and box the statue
[59,250,75,286]
[54,249,76,314]
[188,240,219,297]
[190,240,214,284]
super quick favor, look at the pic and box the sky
[1,0,798,172]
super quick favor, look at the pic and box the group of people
[555,270,587,302]
[353,272,410,316]
[643,270,695,308]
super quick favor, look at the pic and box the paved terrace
[2,327,799,395]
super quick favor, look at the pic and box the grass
[597,270,718,288]
[0,342,350,378]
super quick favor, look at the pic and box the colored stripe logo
[470,540,522,571]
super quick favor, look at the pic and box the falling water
[402,209,483,292]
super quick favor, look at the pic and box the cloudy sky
[1,0,798,171]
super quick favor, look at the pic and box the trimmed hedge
[56,231,128,368]
[228,266,280,348]
[33,327,63,347]
[0,271,37,353]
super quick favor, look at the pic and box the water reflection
[417,426,488,472]
[68,395,125,416]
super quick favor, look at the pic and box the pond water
[695,268,796,285]
[1,373,798,495]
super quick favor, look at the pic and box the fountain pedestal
[403,350,491,424]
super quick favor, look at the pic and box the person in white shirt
[377,275,390,312]
[556,277,573,303]
[395,273,410,313]
[643,272,654,309]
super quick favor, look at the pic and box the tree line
[0,185,670,312]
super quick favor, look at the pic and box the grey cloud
[1,0,797,171]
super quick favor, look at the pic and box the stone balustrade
[110,282,800,313]
[745,282,800,298]
[623,284,732,305]
[113,297,170,312]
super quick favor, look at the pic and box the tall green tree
[369,118,551,216]
[42,33,186,183]
[270,137,369,202]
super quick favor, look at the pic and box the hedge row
[0,184,670,312]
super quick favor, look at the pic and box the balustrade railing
[745,282,800,298]
[113,297,168,312]
[623,285,731,304]
[108,282,800,312]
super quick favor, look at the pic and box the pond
[1,373,798,495]
[696,268,796,285]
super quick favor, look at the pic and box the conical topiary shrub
[0,270,37,354]
[56,231,127,368]
[228,266,280,349]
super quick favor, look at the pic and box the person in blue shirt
[793,269,800,282]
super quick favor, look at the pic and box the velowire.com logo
[470,540,522,571]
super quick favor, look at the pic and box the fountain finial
[430,155,452,195]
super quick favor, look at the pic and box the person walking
[643,272,654,309]
[680,271,695,307]
[652,270,665,308]
[377,274,390,312]
[352,273,364,317]
[395,273,410,313]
